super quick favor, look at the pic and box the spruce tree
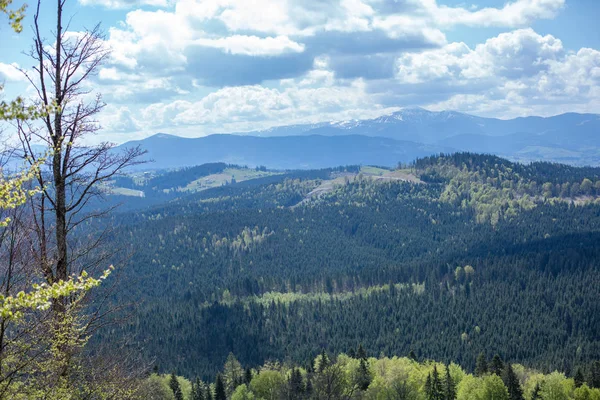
[169,372,184,400]
[318,350,329,373]
[215,374,227,400]
[289,368,305,399]
[501,363,524,400]
[590,361,600,389]
[445,365,456,400]
[348,348,356,359]
[431,365,444,400]
[425,373,433,400]
[356,357,372,391]
[475,353,488,377]
[490,354,504,376]
[574,368,585,388]
[193,378,205,400]
[408,350,418,362]
[206,383,213,400]
[305,377,313,397]
[244,367,253,385]
[357,344,367,360]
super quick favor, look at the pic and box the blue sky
[1,0,599,143]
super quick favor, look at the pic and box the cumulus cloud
[129,80,399,135]
[0,63,25,83]
[78,0,172,8]
[94,0,568,90]
[396,30,600,117]
[69,0,600,139]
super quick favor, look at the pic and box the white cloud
[416,32,600,118]
[192,35,305,56]
[69,0,599,138]
[131,79,399,135]
[422,0,565,28]
[78,0,172,9]
[0,63,25,83]
[396,29,564,83]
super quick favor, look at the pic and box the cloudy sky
[1,0,599,143]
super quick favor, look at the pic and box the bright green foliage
[143,352,600,400]
[250,368,286,400]
[136,374,176,400]
[0,0,26,32]
[0,267,112,321]
[573,384,600,400]
[223,353,244,395]
[457,374,509,400]
[539,372,573,400]
[232,384,255,400]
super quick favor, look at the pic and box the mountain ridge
[117,109,600,170]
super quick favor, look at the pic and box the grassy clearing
[182,168,281,192]
[110,187,145,197]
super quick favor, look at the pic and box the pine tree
[590,361,600,389]
[356,357,372,391]
[431,365,444,400]
[574,368,585,388]
[501,363,524,400]
[475,353,488,377]
[445,365,456,400]
[169,372,184,400]
[408,350,418,362]
[244,367,253,385]
[357,344,367,360]
[192,378,205,400]
[215,374,227,400]
[490,354,504,376]
[289,368,305,399]
[305,376,313,398]
[425,373,433,400]
[317,350,329,373]
[348,348,356,359]
[206,384,213,400]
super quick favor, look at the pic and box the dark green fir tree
[445,365,456,400]
[215,374,226,400]
[169,372,184,400]
[590,361,600,389]
[244,367,253,385]
[502,363,524,400]
[475,353,488,377]
[574,368,585,388]
[490,354,504,376]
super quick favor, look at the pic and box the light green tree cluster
[137,352,600,400]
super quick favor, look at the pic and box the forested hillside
[89,154,600,380]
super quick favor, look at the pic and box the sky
[0,0,599,143]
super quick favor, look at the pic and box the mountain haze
[119,109,600,170]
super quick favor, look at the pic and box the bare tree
[17,0,145,298]
[6,0,147,395]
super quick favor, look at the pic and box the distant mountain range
[117,108,600,170]
[118,134,448,170]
